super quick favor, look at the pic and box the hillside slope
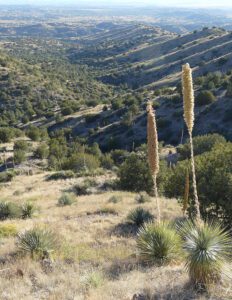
[0,49,113,126]
[70,27,232,89]
[0,24,231,149]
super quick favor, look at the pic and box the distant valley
[0,6,231,150]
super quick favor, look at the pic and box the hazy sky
[0,0,232,8]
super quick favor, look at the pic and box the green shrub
[14,149,26,164]
[64,153,100,173]
[58,194,75,206]
[127,207,154,227]
[14,140,29,152]
[17,227,59,259]
[100,154,114,170]
[73,183,92,196]
[46,171,76,181]
[26,126,41,141]
[0,224,17,237]
[177,134,226,160]
[118,153,168,194]
[178,221,232,287]
[135,192,151,203]
[108,195,122,203]
[137,222,182,264]
[164,143,232,225]
[0,201,21,220]
[34,144,49,159]
[196,90,216,106]
[0,127,22,143]
[84,271,104,289]
[118,154,153,193]
[111,149,128,166]
[0,170,16,183]
[61,107,73,116]
[21,202,37,219]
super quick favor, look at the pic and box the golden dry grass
[0,172,231,299]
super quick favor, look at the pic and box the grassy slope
[0,172,231,299]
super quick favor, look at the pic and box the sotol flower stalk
[147,101,160,223]
[182,63,201,223]
[183,168,189,216]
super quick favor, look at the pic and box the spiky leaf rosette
[127,207,154,227]
[137,222,182,265]
[178,221,232,286]
[147,101,159,176]
[17,227,59,259]
[182,63,194,134]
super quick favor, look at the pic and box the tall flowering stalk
[147,101,160,223]
[183,168,189,216]
[182,63,201,223]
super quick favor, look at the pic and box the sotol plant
[127,207,154,227]
[21,202,37,219]
[181,64,232,289]
[137,222,182,265]
[182,63,201,223]
[182,168,190,216]
[17,227,59,259]
[178,220,232,287]
[147,101,160,223]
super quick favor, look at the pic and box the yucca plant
[17,227,59,259]
[178,220,232,287]
[21,202,36,219]
[147,101,160,223]
[182,63,201,223]
[127,207,154,227]
[137,222,182,265]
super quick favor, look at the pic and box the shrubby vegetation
[0,127,23,143]
[0,50,113,127]
[0,25,231,298]
[165,142,232,225]
[196,90,216,106]
[177,134,226,160]
[0,201,37,220]
[135,192,151,203]
[0,170,17,183]
[118,153,153,193]
[58,194,75,206]
[118,152,169,194]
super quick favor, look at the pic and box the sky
[0,0,232,8]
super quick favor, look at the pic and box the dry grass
[0,172,231,299]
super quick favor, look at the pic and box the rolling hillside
[0,49,113,126]
[67,28,232,89]
[0,22,231,149]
